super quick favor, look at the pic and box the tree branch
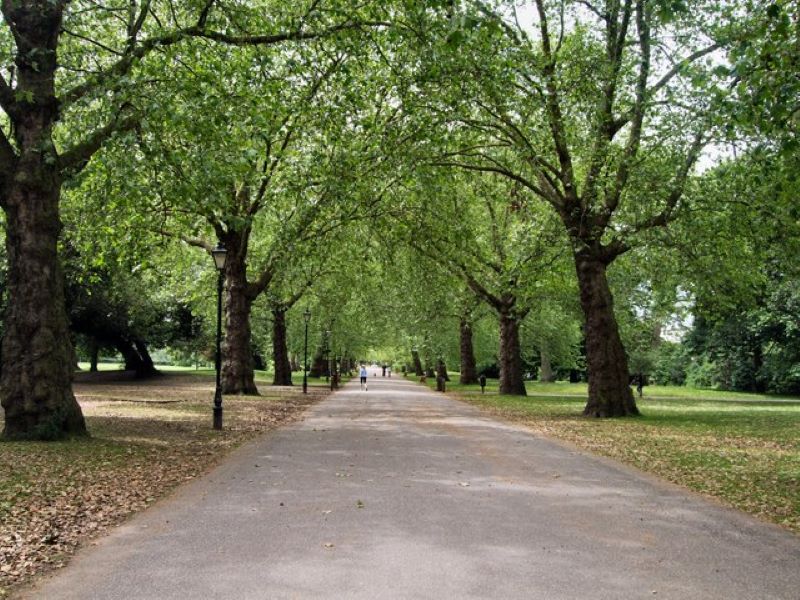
[0,72,15,115]
[627,131,706,234]
[58,111,138,176]
[61,18,389,108]
[432,160,551,204]
[0,127,17,198]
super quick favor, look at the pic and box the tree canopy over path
[1,0,799,439]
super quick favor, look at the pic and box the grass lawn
[0,372,330,597]
[415,375,800,534]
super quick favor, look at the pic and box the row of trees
[1,0,797,439]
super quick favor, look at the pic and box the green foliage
[651,342,689,386]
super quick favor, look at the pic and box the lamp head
[211,243,227,271]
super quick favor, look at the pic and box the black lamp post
[302,308,311,394]
[211,242,227,430]
[323,330,331,383]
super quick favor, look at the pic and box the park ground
[418,375,800,533]
[1,370,799,597]
[0,369,333,598]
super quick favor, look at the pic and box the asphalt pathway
[27,375,800,599]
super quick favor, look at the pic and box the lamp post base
[213,391,223,430]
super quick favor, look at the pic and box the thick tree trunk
[436,359,450,381]
[133,339,159,378]
[221,246,258,395]
[117,339,157,378]
[539,350,555,382]
[459,317,478,384]
[1,189,85,439]
[436,359,449,381]
[0,2,87,440]
[271,308,293,386]
[411,349,424,376]
[498,312,527,395]
[575,255,638,417]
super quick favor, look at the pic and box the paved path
[27,376,800,599]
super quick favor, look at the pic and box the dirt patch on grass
[0,374,327,598]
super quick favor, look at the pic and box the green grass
[414,374,800,533]
[430,374,800,403]
[77,364,337,389]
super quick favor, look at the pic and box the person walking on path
[360,365,368,391]
[387,365,392,378]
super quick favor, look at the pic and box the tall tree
[422,0,728,415]
[0,0,388,439]
[403,169,566,395]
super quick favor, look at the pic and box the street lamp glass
[211,243,227,271]
[303,308,311,323]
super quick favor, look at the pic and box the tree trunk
[411,349,424,376]
[498,312,527,395]
[117,339,157,378]
[459,317,478,384]
[0,2,86,440]
[89,340,99,373]
[133,339,159,378]
[221,243,258,395]
[290,354,300,372]
[436,359,450,381]
[575,255,638,417]
[539,350,555,382]
[271,307,293,386]
[1,191,85,439]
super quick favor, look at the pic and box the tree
[402,168,567,395]
[416,0,729,415]
[0,0,389,439]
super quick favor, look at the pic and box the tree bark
[0,2,87,440]
[1,195,85,439]
[221,241,258,395]
[133,339,159,378]
[436,359,449,381]
[116,339,158,378]
[436,359,450,381]
[498,312,527,395]
[271,307,293,386]
[539,350,555,382]
[575,254,638,416]
[411,349,424,376]
[459,317,479,384]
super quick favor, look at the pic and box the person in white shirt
[360,365,368,391]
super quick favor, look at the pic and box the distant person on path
[636,373,644,398]
[479,374,487,394]
[387,366,392,378]
[382,364,387,377]
[360,365,368,391]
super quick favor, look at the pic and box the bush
[685,356,717,389]
[651,342,688,386]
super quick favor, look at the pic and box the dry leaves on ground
[0,374,327,598]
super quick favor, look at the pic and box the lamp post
[302,308,311,394]
[323,330,331,383]
[211,243,228,430]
